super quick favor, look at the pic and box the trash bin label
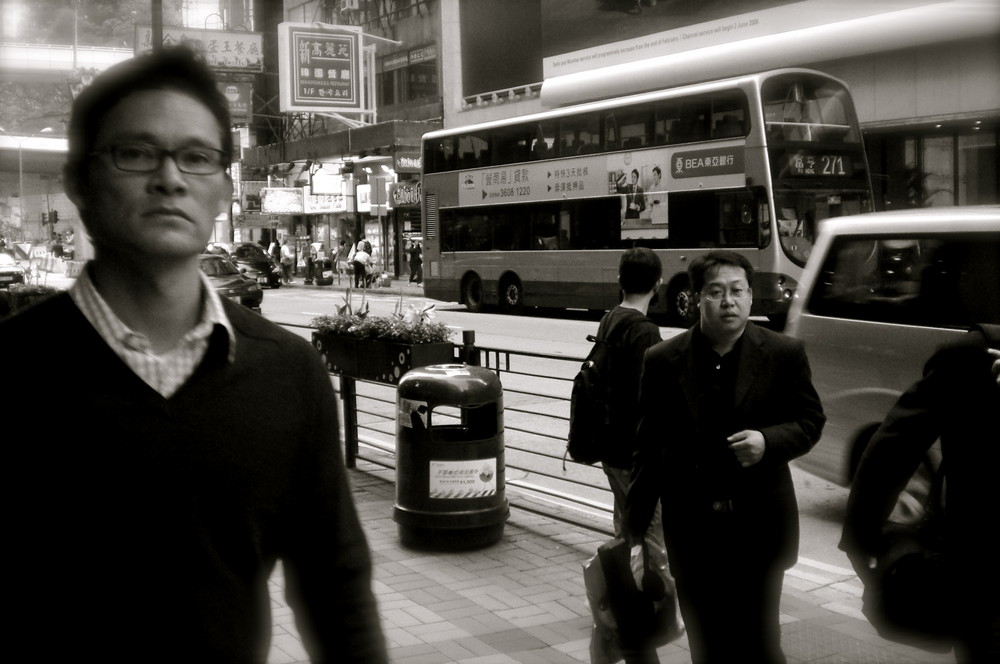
[429,459,497,498]
[398,398,429,429]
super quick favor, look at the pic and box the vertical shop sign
[218,82,252,125]
[278,22,364,113]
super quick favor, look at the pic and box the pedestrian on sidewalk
[626,250,825,664]
[407,239,423,284]
[592,247,673,664]
[841,324,1000,663]
[336,238,352,284]
[0,46,388,664]
[352,239,371,289]
[280,238,295,283]
[269,234,281,264]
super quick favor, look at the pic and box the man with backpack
[577,247,670,663]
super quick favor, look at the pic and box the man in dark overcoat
[627,250,825,663]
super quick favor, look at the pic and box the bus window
[666,191,719,247]
[763,75,860,144]
[558,112,601,156]
[663,190,762,249]
[455,213,490,251]
[710,92,748,139]
[672,102,710,143]
[492,125,532,166]
[606,105,652,151]
[530,121,556,160]
[654,101,680,145]
[718,192,759,246]
[458,133,490,169]
[440,210,456,251]
[655,97,712,145]
[424,136,455,174]
[493,210,530,250]
[531,209,560,250]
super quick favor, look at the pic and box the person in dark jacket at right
[841,324,1000,663]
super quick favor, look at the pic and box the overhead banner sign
[260,187,304,214]
[135,25,264,73]
[304,186,346,214]
[278,22,364,113]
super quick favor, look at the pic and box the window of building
[376,44,438,107]
[867,126,997,210]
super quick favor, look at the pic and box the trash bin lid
[397,364,502,404]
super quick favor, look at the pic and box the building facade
[241,0,997,279]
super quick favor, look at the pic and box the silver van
[784,206,1000,486]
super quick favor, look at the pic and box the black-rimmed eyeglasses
[91,143,228,175]
[701,287,751,302]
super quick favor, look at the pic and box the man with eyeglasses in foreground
[0,47,388,663]
[625,250,825,663]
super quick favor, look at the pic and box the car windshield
[0,254,18,266]
[200,256,240,276]
[234,244,269,260]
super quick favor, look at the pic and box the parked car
[0,252,27,289]
[198,254,263,312]
[229,242,282,288]
[784,206,1000,486]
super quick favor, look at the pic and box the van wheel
[462,275,484,313]
[499,277,524,313]
[666,278,697,327]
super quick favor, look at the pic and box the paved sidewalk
[267,456,956,664]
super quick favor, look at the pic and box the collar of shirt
[693,324,745,367]
[69,263,236,397]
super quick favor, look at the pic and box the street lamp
[1,126,53,241]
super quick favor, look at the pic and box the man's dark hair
[66,46,232,182]
[688,250,755,294]
[618,247,662,295]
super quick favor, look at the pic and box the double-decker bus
[420,69,873,325]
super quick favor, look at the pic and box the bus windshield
[775,189,871,266]
[764,73,873,266]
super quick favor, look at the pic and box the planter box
[312,332,454,384]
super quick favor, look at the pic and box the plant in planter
[311,292,456,383]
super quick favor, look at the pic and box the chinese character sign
[135,25,264,73]
[278,22,363,113]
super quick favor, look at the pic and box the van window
[808,233,1000,327]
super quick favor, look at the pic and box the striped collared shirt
[69,264,236,398]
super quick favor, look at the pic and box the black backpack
[566,322,634,465]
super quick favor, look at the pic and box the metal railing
[330,335,615,535]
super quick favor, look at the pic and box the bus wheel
[462,275,484,313]
[499,277,524,313]
[667,278,697,327]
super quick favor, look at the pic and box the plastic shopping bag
[583,537,683,664]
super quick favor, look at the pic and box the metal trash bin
[394,363,508,548]
[314,257,333,285]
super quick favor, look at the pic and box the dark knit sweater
[1,293,387,663]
